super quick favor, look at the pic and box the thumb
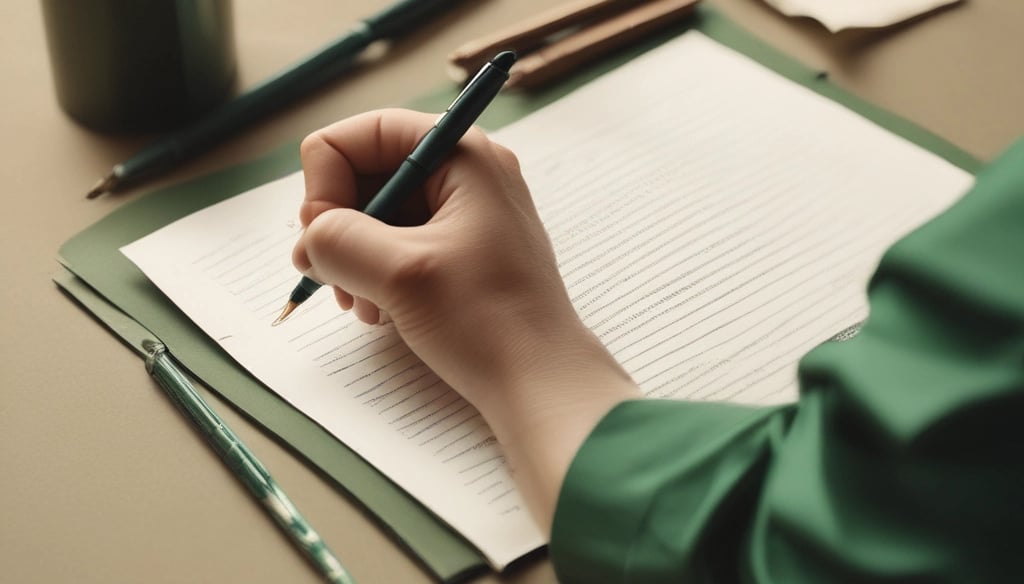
[295,207,420,310]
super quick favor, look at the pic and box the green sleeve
[550,139,1024,584]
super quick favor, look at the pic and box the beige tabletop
[2,1,1022,583]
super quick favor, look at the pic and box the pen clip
[448,61,493,113]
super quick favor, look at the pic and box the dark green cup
[41,0,236,133]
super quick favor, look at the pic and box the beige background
[2,1,1021,582]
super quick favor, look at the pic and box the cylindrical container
[41,0,237,133]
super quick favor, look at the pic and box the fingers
[297,207,426,313]
[294,109,532,326]
[352,296,382,325]
[332,286,355,312]
[296,109,454,322]
[299,109,445,226]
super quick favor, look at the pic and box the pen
[86,0,465,199]
[143,340,355,584]
[273,50,517,325]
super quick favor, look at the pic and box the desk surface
[3,1,1021,582]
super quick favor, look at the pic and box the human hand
[293,109,639,529]
[293,108,588,405]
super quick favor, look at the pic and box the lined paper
[122,32,973,568]
[123,172,534,567]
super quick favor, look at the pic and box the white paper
[122,32,973,568]
[763,0,962,32]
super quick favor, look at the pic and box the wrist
[472,316,633,408]
[469,320,641,531]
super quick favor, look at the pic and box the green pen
[273,50,517,325]
[143,340,354,584]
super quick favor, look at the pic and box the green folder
[55,6,981,582]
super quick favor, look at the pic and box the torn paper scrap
[763,0,962,33]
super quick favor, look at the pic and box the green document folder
[56,7,980,582]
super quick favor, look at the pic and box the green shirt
[551,139,1024,583]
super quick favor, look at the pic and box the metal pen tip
[272,301,299,326]
[86,172,117,199]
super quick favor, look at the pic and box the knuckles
[462,128,521,173]
[303,208,352,255]
[302,208,445,300]
[380,244,443,297]
[299,131,330,162]
[490,141,521,172]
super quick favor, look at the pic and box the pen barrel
[119,30,375,185]
[406,63,511,173]
[147,350,355,584]
[183,29,373,136]
[148,350,274,494]
[364,0,465,38]
[101,0,469,192]
[362,159,431,221]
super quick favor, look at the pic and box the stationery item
[762,0,962,33]
[120,31,973,567]
[275,51,517,325]
[55,273,354,584]
[146,342,356,584]
[448,0,699,90]
[59,7,981,578]
[85,0,465,199]
[55,264,483,583]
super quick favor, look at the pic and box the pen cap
[41,0,237,134]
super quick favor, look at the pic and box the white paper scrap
[762,0,962,33]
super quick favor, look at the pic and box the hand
[293,109,640,530]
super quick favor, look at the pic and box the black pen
[273,50,516,325]
[86,0,465,199]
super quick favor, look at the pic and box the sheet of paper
[762,0,961,33]
[122,32,973,568]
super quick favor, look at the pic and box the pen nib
[86,172,117,199]
[272,301,299,326]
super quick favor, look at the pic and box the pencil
[448,0,699,90]
[86,0,466,199]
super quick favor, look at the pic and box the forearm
[469,320,641,534]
